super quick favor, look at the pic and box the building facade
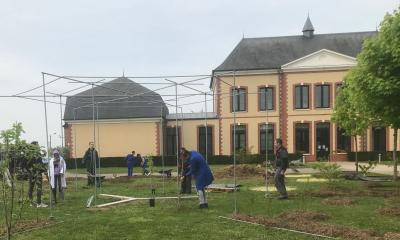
[64,18,399,161]
[210,17,398,161]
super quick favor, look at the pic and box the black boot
[52,189,57,204]
[199,203,208,209]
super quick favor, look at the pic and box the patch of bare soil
[305,184,367,198]
[364,182,394,188]
[231,210,396,240]
[307,187,400,199]
[367,189,400,198]
[321,197,356,206]
[384,197,400,206]
[108,175,151,183]
[378,207,400,216]
[0,219,54,237]
[214,164,264,178]
[384,232,400,240]
[306,189,356,198]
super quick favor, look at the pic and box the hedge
[347,151,400,161]
[65,153,302,168]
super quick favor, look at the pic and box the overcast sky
[0,0,398,149]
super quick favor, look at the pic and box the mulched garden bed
[0,219,56,237]
[321,197,356,206]
[214,164,265,178]
[377,207,400,216]
[231,210,399,240]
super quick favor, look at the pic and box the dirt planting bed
[231,210,399,240]
[0,219,55,237]
[321,197,356,206]
[377,207,400,216]
[214,164,265,178]
[108,175,174,183]
[305,187,364,198]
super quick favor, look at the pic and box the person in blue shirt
[125,151,136,177]
[181,148,214,208]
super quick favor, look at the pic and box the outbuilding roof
[64,77,169,121]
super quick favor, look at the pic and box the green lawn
[73,165,228,175]
[1,166,400,240]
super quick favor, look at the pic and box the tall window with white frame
[295,123,310,153]
[295,85,309,109]
[259,87,274,111]
[315,84,330,108]
[232,125,246,152]
[259,124,274,154]
[231,88,246,112]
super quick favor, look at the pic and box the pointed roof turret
[302,15,314,38]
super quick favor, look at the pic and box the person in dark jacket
[180,149,191,194]
[126,151,136,177]
[181,148,213,208]
[82,142,99,186]
[274,138,289,199]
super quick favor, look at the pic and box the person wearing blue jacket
[125,151,136,177]
[181,148,214,209]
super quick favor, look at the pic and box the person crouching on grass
[48,150,67,204]
[274,138,289,200]
[181,148,214,208]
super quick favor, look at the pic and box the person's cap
[53,149,60,155]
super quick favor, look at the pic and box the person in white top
[48,149,67,204]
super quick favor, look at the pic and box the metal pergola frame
[1,69,273,218]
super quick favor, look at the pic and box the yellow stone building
[64,17,397,162]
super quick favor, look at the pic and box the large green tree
[332,80,371,174]
[341,8,400,179]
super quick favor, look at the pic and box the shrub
[358,161,377,176]
[311,163,342,181]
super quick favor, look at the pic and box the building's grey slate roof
[166,112,217,120]
[64,77,169,121]
[214,31,377,72]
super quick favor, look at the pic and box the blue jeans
[128,164,133,176]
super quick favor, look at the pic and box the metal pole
[41,72,53,219]
[233,71,237,214]
[265,89,269,197]
[180,107,184,146]
[91,83,97,206]
[180,107,185,186]
[265,122,269,197]
[205,93,208,163]
[175,83,180,207]
[97,103,101,192]
[73,109,78,191]
[161,106,165,195]
[60,95,64,148]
